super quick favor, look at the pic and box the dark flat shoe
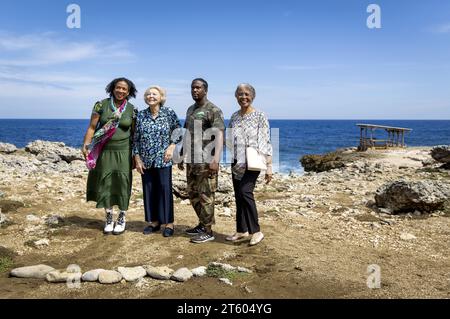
[143,224,161,235]
[163,227,174,237]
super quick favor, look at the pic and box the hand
[265,165,273,184]
[81,144,88,160]
[209,160,219,177]
[163,147,174,163]
[134,156,146,175]
[178,161,184,171]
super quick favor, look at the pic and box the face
[191,81,207,102]
[236,86,254,108]
[113,81,130,101]
[145,88,162,107]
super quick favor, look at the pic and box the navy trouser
[141,166,174,224]
[232,169,260,234]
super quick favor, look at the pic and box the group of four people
[82,77,272,246]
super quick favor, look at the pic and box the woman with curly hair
[82,77,137,235]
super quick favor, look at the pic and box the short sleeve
[92,101,103,115]
[211,108,225,130]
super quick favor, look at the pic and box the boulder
[46,270,82,283]
[144,265,174,280]
[0,143,17,154]
[117,266,147,282]
[10,264,55,279]
[300,153,346,172]
[171,268,193,282]
[98,270,123,284]
[25,140,83,163]
[191,266,207,277]
[375,180,450,214]
[82,269,105,282]
[431,145,450,164]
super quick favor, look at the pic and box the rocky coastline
[0,141,449,298]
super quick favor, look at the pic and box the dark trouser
[232,169,260,234]
[141,166,174,224]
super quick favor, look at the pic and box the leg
[141,168,154,223]
[232,174,248,233]
[155,167,174,226]
[197,172,217,231]
[187,168,203,224]
[236,170,260,234]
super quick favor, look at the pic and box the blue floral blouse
[132,106,182,168]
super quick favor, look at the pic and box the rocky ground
[0,141,449,299]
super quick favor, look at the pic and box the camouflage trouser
[186,165,217,227]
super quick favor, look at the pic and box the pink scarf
[86,98,127,170]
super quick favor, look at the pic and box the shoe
[163,227,174,237]
[249,232,264,246]
[190,231,215,243]
[113,212,126,235]
[185,224,206,236]
[143,224,161,235]
[226,232,249,241]
[103,212,114,234]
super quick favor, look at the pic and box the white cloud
[0,31,135,66]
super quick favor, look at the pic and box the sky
[1,0,450,119]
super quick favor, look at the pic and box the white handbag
[246,146,267,171]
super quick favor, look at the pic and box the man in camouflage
[179,78,225,243]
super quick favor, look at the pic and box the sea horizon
[1,118,450,121]
[1,119,449,174]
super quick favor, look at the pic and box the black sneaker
[190,231,215,243]
[185,224,206,236]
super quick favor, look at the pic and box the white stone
[118,266,147,282]
[82,269,105,282]
[34,239,49,247]
[10,264,55,279]
[98,270,123,284]
[219,278,233,286]
[191,266,207,277]
[144,265,174,280]
[46,270,81,283]
[237,266,252,273]
[171,268,193,282]
[219,207,232,217]
[400,233,417,241]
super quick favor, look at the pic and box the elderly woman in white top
[226,83,272,246]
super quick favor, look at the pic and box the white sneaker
[249,232,264,246]
[113,212,126,235]
[103,212,114,234]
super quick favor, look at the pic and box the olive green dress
[86,98,136,211]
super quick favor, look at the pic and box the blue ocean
[0,119,449,174]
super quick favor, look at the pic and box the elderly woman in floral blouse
[133,85,182,237]
[226,83,272,246]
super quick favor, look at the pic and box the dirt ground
[0,148,449,299]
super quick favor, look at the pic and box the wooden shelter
[356,124,412,151]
